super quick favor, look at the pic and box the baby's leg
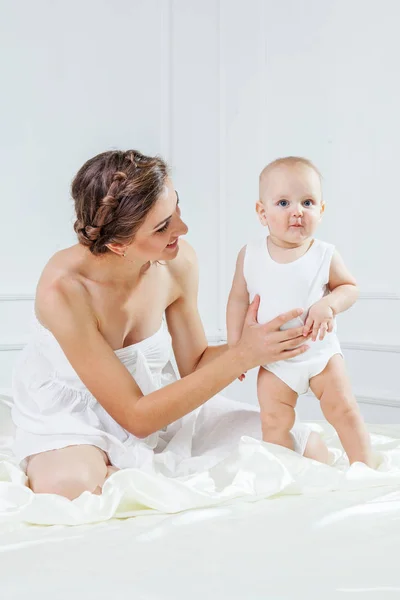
[310,354,372,466]
[303,431,330,464]
[257,367,298,450]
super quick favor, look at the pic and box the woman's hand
[302,299,334,341]
[235,295,311,371]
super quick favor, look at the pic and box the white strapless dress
[2,318,395,527]
[11,316,312,472]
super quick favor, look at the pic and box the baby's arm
[304,250,359,341]
[226,247,250,346]
[325,250,359,314]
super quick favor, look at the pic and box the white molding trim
[357,394,400,407]
[217,0,227,333]
[0,294,35,302]
[206,333,400,354]
[206,332,226,345]
[0,343,26,352]
[304,391,400,408]
[0,391,13,404]
[159,0,172,163]
[359,292,400,300]
[341,341,400,354]
[0,292,398,303]
[1,335,399,354]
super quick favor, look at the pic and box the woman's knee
[29,463,106,499]
[27,447,108,500]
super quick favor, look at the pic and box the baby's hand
[303,300,334,342]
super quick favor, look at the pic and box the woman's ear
[256,200,268,227]
[106,242,127,257]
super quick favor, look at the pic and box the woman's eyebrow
[152,191,179,230]
[153,215,172,230]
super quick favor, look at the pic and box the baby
[227,156,372,466]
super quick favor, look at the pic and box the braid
[78,171,128,250]
[91,171,127,226]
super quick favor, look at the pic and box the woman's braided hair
[72,150,169,255]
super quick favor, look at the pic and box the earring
[122,251,126,258]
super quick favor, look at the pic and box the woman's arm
[165,241,210,376]
[41,275,309,439]
[165,242,247,373]
[226,247,249,346]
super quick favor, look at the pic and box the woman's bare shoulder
[35,246,95,330]
[164,239,199,305]
[36,245,82,285]
[166,239,198,279]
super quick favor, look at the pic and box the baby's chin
[286,227,313,239]
[269,227,315,245]
[270,229,313,246]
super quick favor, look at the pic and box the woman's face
[126,177,188,262]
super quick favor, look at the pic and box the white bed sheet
[1,394,400,599]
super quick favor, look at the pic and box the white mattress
[2,394,400,599]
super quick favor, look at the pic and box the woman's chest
[92,267,180,349]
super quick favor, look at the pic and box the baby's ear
[320,201,326,218]
[255,200,268,226]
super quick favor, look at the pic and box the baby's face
[257,164,324,245]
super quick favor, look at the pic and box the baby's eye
[278,200,289,207]
[303,199,314,207]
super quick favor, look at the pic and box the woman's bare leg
[27,445,109,500]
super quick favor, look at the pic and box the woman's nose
[180,218,189,235]
[174,213,188,236]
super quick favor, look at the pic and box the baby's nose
[292,205,303,216]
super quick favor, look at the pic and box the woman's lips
[166,238,178,249]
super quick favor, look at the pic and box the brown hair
[72,150,169,255]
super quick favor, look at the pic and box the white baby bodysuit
[243,237,342,394]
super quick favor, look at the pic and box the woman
[12,149,326,501]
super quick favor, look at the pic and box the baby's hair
[259,156,322,191]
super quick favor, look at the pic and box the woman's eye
[278,200,288,207]
[156,222,170,234]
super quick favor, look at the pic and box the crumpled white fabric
[2,393,400,528]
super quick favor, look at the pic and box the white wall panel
[0,0,172,292]
[169,0,221,335]
[1,1,399,418]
